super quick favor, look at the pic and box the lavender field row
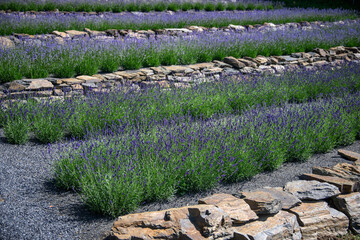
[1,21,359,82]
[0,8,357,36]
[0,0,275,13]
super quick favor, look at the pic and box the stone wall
[1,46,360,100]
[108,150,360,240]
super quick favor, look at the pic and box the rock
[188,26,205,32]
[223,57,246,69]
[289,201,349,240]
[240,67,255,74]
[300,173,357,193]
[76,75,102,83]
[338,149,360,162]
[199,193,258,224]
[232,211,301,240]
[26,79,53,90]
[238,59,257,68]
[355,161,360,166]
[239,191,282,215]
[333,192,360,234]
[329,46,347,54]
[256,187,301,210]
[164,66,189,74]
[62,78,84,84]
[65,30,88,38]
[254,56,268,64]
[71,84,83,90]
[258,65,275,74]
[8,82,26,91]
[0,36,15,49]
[271,65,286,73]
[51,31,70,38]
[164,28,192,35]
[311,60,328,67]
[313,48,328,57]
[313,163,360,185]
[157,80,170,88]
[277,56,299,62]
[228,24,246,31]
[110,205,231,240]
[188,63,215,70]
[284,180,340,200]
[212,60,232,68]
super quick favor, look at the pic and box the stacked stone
[0,19,358,49]
[108,150,360,240]
[0,46,359,100]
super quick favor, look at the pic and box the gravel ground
[0,127,359,240]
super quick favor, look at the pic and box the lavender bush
[0,0,275,13]
[51,92,360,216]
[1,21,360,82]
[0,8,357,36]
[1,62,360,145]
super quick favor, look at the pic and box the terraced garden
[0,0,360,239]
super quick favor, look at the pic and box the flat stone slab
[289,201,349,240]
[239,191,282,215]
[76,75,102,83]
[255,187,301,210]
[223,57,246,69]
[338,149,360,161]
[198,193,258,224]
[284,180,340,200]
[333,192,360,234]
[62,78,84,84]
[300,173,357,193]
[26,79,53,90]
[232,211,301,240]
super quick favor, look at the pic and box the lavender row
[0,8,357,36]
[0,0,274,13]
[1,62,360,145]
[50,92,360,217]
[1,21,360,83]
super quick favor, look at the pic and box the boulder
[300,173,357,193]
[338,149,360,162]
[0,36,15,49]
[232,211,301,240]
[284,180,340,200]
[312,163,360,185]
[333,192,360,234]
[223,57,246,69]
[110,205,232,240]
[255,187,301,210]
[26,79,53,90]
[198,193,258,224]
[289,201,349,240]
[239,191,282,215]
[238,59,257,68]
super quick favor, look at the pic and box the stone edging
[107,150,360,240]
[1,46,359,100]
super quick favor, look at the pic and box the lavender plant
[1,62,360,145]
[0,8,357,36]
[52,92,360,216]
[1,21,360,82]
[0,0,276,13]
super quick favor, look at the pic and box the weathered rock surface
[223,57,246,69]
[0,36,15,49]
[198,193,258,224]
[8,82,26,92]
[232,211,301,240]
[26,79,53,90]
[300,173,357,193]
[289,201,349,240]
[284,180,340,200]
[110,205,232,240]
[65,30,88,38]
[333,192,360,234]
[254,187,301,210]
[239,191,282,215]
[313,163,360,185]
[338,149,360,161]
[76,75,102,83]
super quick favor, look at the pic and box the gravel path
[0,127,359,240]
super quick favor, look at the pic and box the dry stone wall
[1,46,360,100]
[107,150,360,240]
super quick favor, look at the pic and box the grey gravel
[0,127,359,240]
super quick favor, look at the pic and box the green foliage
[3,117,30,144]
